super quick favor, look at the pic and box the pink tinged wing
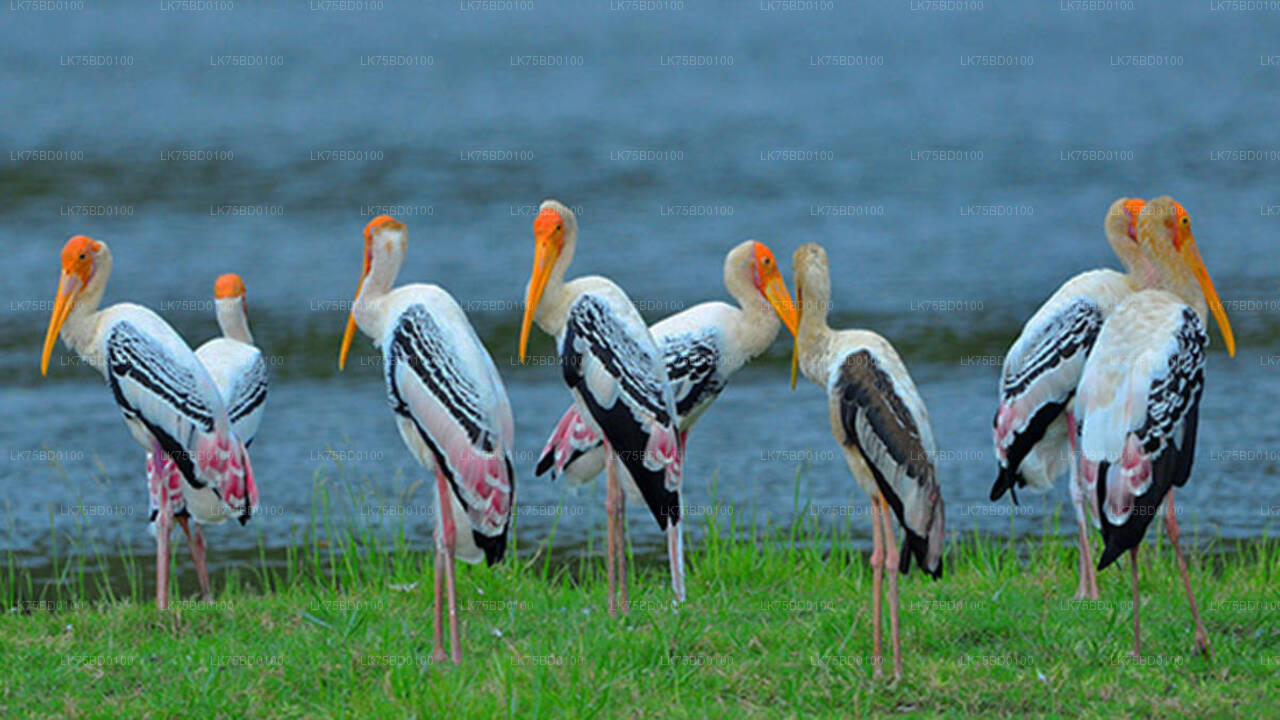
[1101,435,1152,527]
[395,360,513,538]
[539,405,604,478]
[196,431,257,521]
[644,421,682,492]
[147,452,186,518]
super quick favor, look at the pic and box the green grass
[2,475,1278,719]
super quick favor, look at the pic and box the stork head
[519,199,576,363]
[339,215,406,370]
[789,242,832,389]
[1137,197,1235,356]
[41,235,106,376]
[726,240,799,338]
[1103,197,1151,279]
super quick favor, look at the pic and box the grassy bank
[2,488,1278,718]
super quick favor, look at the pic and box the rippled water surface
[3,4,1278,578]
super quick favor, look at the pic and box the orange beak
[519,230,561,364]
[789,285,802,391]
[754,245,799,340]
[41,270,82,376]
[337,276,364,371]
[1179,233,1235,357]
[338,242,374,371]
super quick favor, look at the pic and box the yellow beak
[789,287,803,390]
[760,268,799,340]
[519,238,559,363]
[41,270,81,376]
[338,274,365,371]
[1180,236,1235,357]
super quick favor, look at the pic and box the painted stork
[518,199,683,615]
[40,236,257,610]
[534,239,798,497]
[1077,197,1235,658]
[176,273,268,600]
[990,197,1155,599]
[789,242,945,680]
[338,215,515,665]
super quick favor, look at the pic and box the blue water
[2,2,1278,575]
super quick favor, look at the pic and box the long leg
[604,442,619,617]
[1066,423,1098,599]
[869,496,884,679]
[1129,546,1141,658]
[147,448,171,611]
[432,545,446,663]
[669,431,687,603]
[880,495,903,680]
[615,455,630,616]
[1165,490,1212,658]
[435,469,461,665]
[176,516,212,602]
[667,517,685,604]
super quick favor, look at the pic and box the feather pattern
[558,293,681,527]
[829,344,944,578]
[991,269,1134,501]
[1077,294,1206,569]
[384,300,514,564]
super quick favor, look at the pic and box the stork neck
[1156,263,1209,323]
[60,250,113,373]
[797,292,835,386]
[215,298,254,344]
[728,282,781,359]
[353,245,404,339]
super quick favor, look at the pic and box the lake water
[3,3,1278,579]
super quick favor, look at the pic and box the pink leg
[667,521,685,604]
[615,458,630,616]
[604,442,620,617]
[435,470,461,665]
[869,497,884,679]
[669,433,687,604]
[177,516,212,602]
[432,545,446,663]
[1165,491,1212,658]
[880,496,903,680]
[148,448,171,611]
[1066,410,1098,600]
[155,506,171,611]
[1129,546,1141,658]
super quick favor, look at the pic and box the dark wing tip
[475,529,508,566]
[989,467,1022,504]
[899,532,941,580]
[534,449,556,477]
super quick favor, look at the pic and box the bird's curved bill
[789,288,802,390]
[519,238,559,363]
[338,275,365,371]
[1180,236,1235,356]
[760,270,799,340]
[41,271,81,376]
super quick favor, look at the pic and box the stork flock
[39,196,1233,674]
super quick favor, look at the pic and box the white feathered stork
[174,273,267,600]
[990,197,1155,599]
[534,239,798,493]
[338,215,515,665]
[1077,197,1235,658]
[40,236,257,610]
[789,242,945,681]
[518,199,683,616]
